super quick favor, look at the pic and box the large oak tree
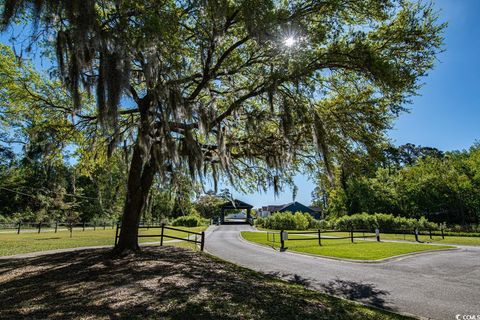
[1,0,444,252]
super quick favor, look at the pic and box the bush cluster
[255,211,321,230]
[171,215,206,227]
[0,214,13,223]
[446,224,480,233]
[332,213,438,231]
[255,212,439,232]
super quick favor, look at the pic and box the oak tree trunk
[114,94,155,253]
[114,140,156,253]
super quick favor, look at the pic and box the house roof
[262,201,315,214]
[308,206,322,213]
[262,205,285,212]
[220,199,253,209]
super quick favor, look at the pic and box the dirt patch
[0,247,407,319]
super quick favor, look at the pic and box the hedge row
[255,212,439,231]
[255,212,329,230]
[332,213,438,231]
[171,215,208,227]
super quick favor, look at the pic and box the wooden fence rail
[382,228,445,241]
[265,227,458,251]
[114,223,205,251]
[0,221,117,234]
[275,229,380,251]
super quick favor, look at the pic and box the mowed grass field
[311,230,480,246]
[381,233,480,245]
[322,231,480,246]
[256,227,480,246]
[0,226,206,256]
[241,231,454,260]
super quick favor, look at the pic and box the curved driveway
[205,224,480,320]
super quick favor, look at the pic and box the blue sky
[2,1,479,208]
[388,0,480,151]
[232,0,480,207]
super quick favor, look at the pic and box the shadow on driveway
[320,278,391,309]
[267,272,391,310]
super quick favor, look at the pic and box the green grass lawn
[322,231,480,246]
[380,233,480,245]
[242,231,453,260]
[0,226,206,256]
[257,227,480,246]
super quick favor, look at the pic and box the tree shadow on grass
[0,247,401,320]
[320,278,391,309]
[267,271,312,287]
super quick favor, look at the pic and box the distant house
[259,201,321,219]
[308,206,323,219]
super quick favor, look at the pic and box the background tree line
[0,143,234,223]
[0,42,231,224]
[313,143,480,225]
[0,144,232,224]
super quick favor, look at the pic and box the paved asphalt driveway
[205,224,480,320]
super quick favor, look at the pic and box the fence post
[200,231,205,251]
[114,222,119,246]
[38,222,41,233]
[441,228,445,239]
[350,228,354,243]
[414,228,419,242]
[280,229,285,251]
[160,223,165,246]
[55,221,58,233]
[83,222,85,231]
[375,228,380,242]
[318,229,321,246]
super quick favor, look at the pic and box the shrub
[309,219,330,229]
[448,224,480,233]
[416,216,438,230]
[330,213,438,231]
[293,212,310,230]
[254,212,441,232]
[263,212,297,230]
[334,212,376,230]
[254,217,265,227]
[258,211,325,230]
[172,215,204,227]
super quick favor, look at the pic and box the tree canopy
[1,0,445,251]
[313,143,480,225]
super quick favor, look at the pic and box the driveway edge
[203,244,427,320]
[238,232,459,264]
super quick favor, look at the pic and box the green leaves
[321,143,480,225]
[1,0,445,202]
